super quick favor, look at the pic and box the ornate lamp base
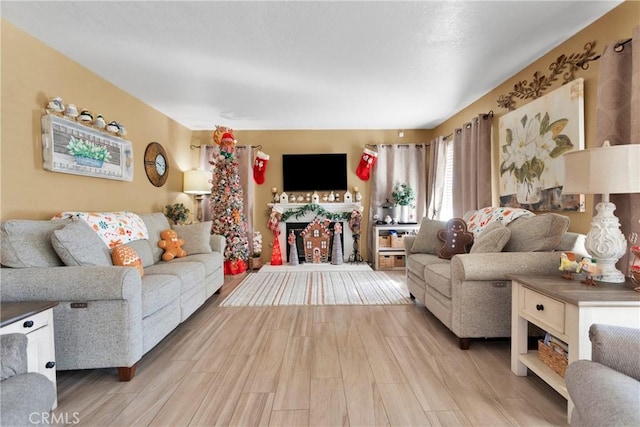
[585,201,627,283]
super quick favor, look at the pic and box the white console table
[509,274,640,422]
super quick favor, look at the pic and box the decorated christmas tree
[209,126,249,275]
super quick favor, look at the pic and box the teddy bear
[158,229,187,261]
[437,218,474,260]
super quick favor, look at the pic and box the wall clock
[144,142,169,187]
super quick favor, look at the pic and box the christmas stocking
[356,147,377,181]
[253,151,270,185]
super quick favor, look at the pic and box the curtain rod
[578,37,632,69]
[190,144,263,150]
[443,110,493,140]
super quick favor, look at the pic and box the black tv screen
[283,153,347,192]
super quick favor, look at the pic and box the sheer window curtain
[595,26,639,274]
[426,136,449,220]
[452,114,493,217]
[368,144,427,260]
[199,145,255,253]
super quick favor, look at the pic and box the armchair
[1,333,56,426]
[565,324,640,426]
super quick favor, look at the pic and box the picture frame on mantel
[41,114,134,181]
[498,78,585,212]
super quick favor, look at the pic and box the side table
[1,301,59,409]
[509,274,640,422]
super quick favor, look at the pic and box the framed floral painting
[499,78,585,212]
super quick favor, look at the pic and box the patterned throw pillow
[465,207,535,236]
[111,245,144,276]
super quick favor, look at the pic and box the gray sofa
[404,212,587,349]
[0,213,225,380]
[1,333,56,426]
[565,324,640,427]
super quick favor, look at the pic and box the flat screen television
[282,153,347,192]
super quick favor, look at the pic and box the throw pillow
[138,213,172,263]
[126,239,155,267]
[0,219,71,268]
[171,221,213,255]
[158,229,187,261]
[465,207,535,236]
[503,213,570,252]
[51,219,112,266]
[437,218,474,260]
[410,218,447,254]
[111,245,144,276]
[470,222,512,253]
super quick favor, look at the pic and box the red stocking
[356,147,377,181]
[253,151,269,185]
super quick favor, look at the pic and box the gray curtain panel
[452,114,493,217]
[595,25,639,274]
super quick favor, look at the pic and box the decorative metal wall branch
[497,41,598,111]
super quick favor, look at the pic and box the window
[440,141,454,220]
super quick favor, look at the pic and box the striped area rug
[221,270,412,306]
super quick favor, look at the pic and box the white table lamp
[562,141,640,283]
[183,169,212,222]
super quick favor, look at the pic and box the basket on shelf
[537,340,568,377]
[378,236,391,247]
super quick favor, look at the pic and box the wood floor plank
[73,392,137,426]
[377,382,431,426]
[369,306,409,337]
[339,345,390,427]
[231,308,273,355]
[148,372,217,426]
[273,336,312,410]
[424,410,472,426]
[356,318,406,384]
[269,410,309,427]
[243,329,289,393]
[108,382,180,427]
[311,322,341,378]
[228,392,275,427]
[309,377,349,427]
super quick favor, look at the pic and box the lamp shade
[562,143,640,195]
[183,169,211,195]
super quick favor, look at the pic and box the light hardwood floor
[52,271,568,426]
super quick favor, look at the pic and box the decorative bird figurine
[64,103,79,119]
[106,121,120,134]
[559,251,580,280]
[93,114,106,129]
[47,97,65,114]
[117,123,127,136]
[579,257,601,286]
[78,109,93,123]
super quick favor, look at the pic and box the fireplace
[271,202,362,265]
[286,222,344,263]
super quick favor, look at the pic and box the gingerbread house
[300,218,331,263]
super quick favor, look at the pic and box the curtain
[595,26,639,274]
[368,144,427,259]
[200,144,255,253]
[426,136,448,220]
[452,114,492,217]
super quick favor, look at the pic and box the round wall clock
[144,142,169,187]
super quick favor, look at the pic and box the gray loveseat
[404,211,587,349]
[0,213,225,380]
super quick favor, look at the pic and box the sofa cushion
[466,207,534,236]
[144,261,205,294]
[172,252,223,277]
[140,274,181,318]
[171,221,213,255]
[470,222,512,254]
[424,262,452,298]
[138,213,172,263]
[1,219,71,268]
[406,253,448,278]
[112,245,144,277]
[504,213,570,252]
[126,239,155,267]
[410,218,447,254]
[51,219,112,266]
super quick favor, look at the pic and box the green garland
[279,203,354,222]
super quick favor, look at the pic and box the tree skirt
[220,270,412,306]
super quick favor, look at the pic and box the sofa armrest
[403,235,416,254]
[589,324,640,381]
[210,234,226,254]
[0,266,141,302]
[450,252,562,282]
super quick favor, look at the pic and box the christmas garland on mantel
[279,203,355,222]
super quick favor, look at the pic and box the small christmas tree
[209,126,249,275]
[331,222,343,265]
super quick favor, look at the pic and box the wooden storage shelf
[373,224,419,270]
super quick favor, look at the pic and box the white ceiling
[2,1,623,130]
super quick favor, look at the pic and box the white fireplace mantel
[267,202,363,263]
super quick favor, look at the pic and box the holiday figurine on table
[559,251,581,280]
[579,257,601,286]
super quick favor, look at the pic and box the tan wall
[432,0,640,234]
[192,129,432,259]
[1,20,194,221]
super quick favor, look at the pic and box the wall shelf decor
[41,114,134,181]
[497,41,598,111]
